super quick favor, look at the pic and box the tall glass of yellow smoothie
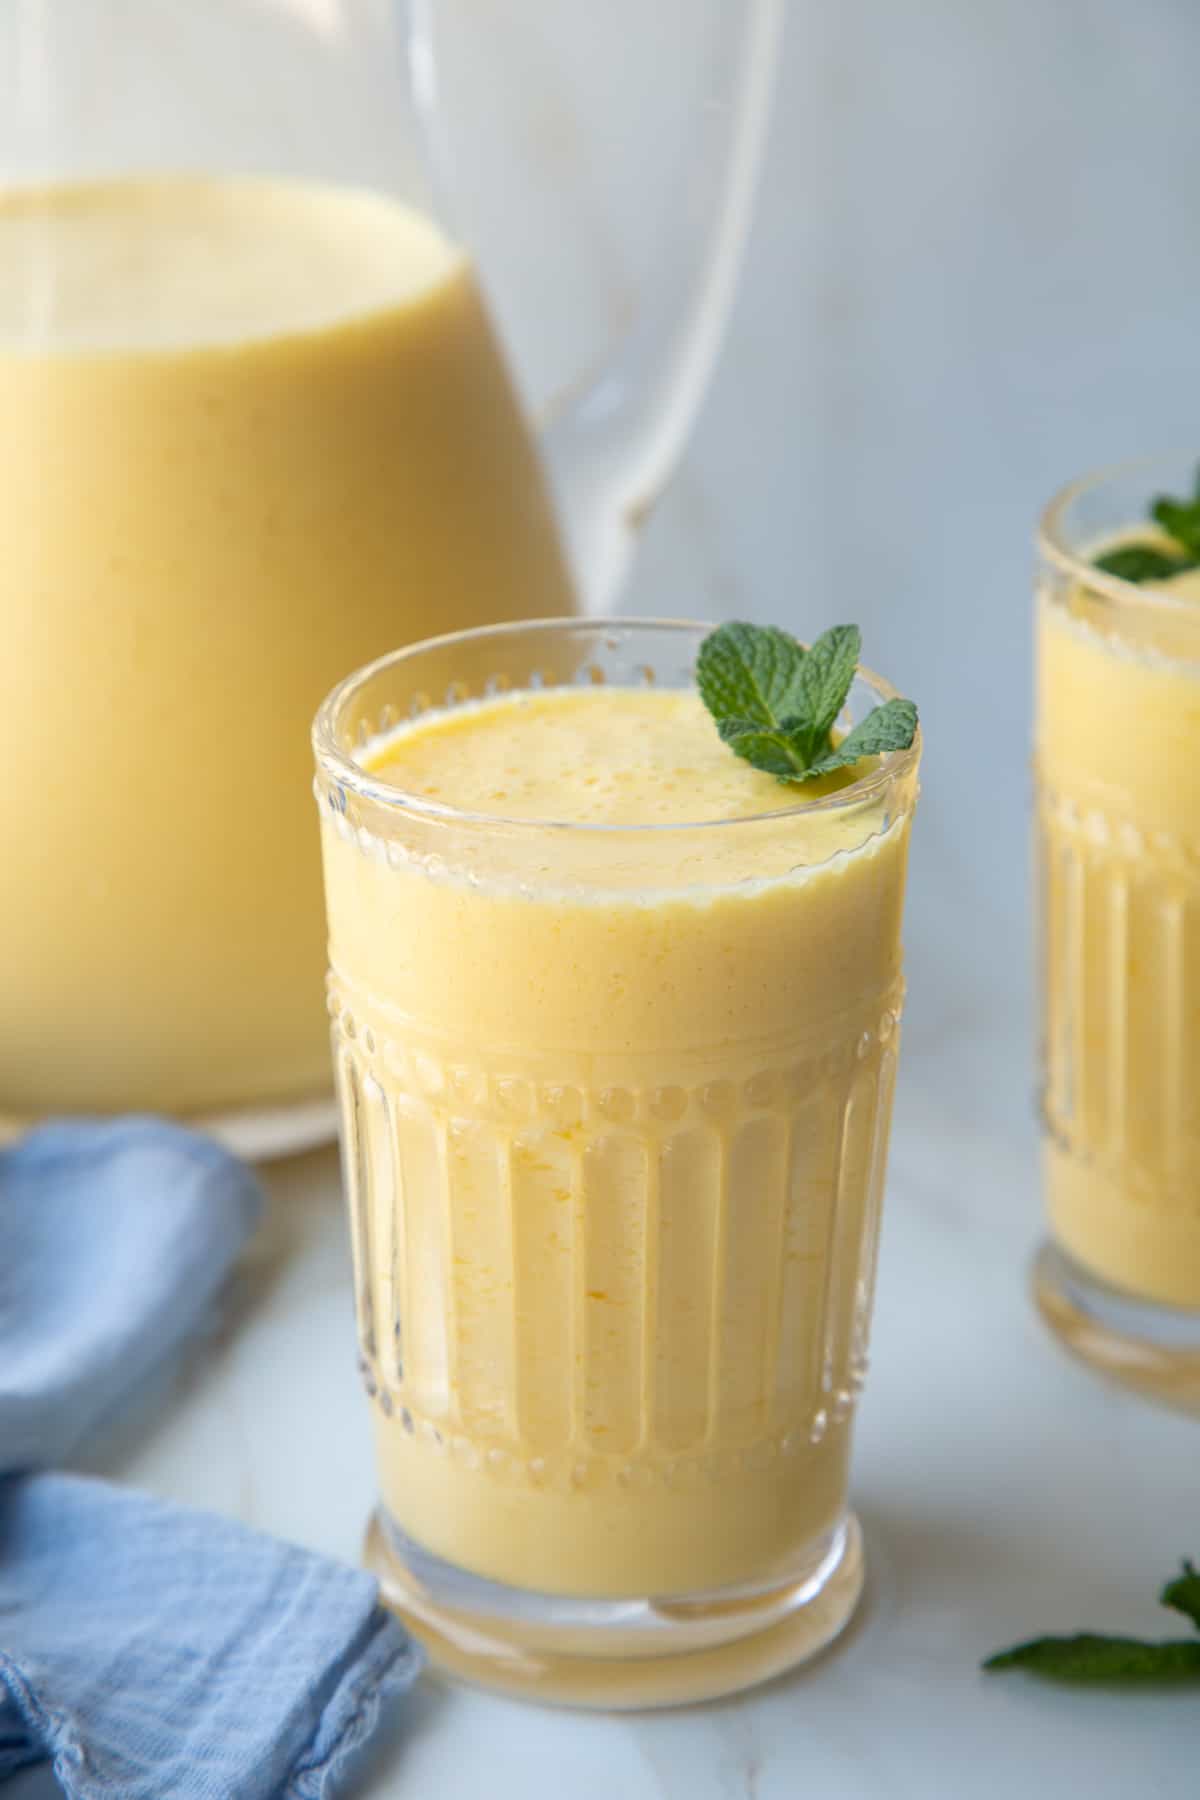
[1035,458,1200,1398]
[313,618,920,1706]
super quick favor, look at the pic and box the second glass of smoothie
[313,619,920,1706]
[1035,458,1200,1399]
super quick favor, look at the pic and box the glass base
[0,1089,337,1162]
[1033,1240,1200,1409]
[365,1509,864,1710]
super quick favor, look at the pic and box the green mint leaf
[698,621,917,786]
[1093,543,1195,584]
[695,622,807,731]
[1094,462,1200,578]
[808,697,919,776]
[1161,1560,1200,1631]
[794,624,861,764]
[717,714,809,781]
[1152,494,1200,559]
[983,1634,1200,1684]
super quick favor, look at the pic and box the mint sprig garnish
[1161,1560,1200,1629]
[983,1559,1200,1685]
[1093,461,1200,582]
[1093,543,1193,583]
[1152,486,1200,558]
[696,621,917,785]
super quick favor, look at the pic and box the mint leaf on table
[983,1635,1200,1683]
[1093,460,1200,581]
[697,621,917,786]
[984,1559,1200,1687]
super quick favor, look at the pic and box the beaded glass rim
[1038,452,1200,620]
[312,616,920,836]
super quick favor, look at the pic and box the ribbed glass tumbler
[1034,459,1200,1403]
[312,618,921,1705]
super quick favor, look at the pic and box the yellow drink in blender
[314,620,920,1705]
[0,175,571,1121]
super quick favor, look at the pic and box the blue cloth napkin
[0,1119,420,1800]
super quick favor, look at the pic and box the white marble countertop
[14,973,1200,1798]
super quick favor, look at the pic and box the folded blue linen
[0,1119,419,1799]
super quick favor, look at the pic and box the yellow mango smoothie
[316,628,919,1620]
[1038,560,1200,1309]
[0,175,571,1122]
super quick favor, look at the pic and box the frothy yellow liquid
[321,685,914,1597]
[1039,568,1200,1307]
[0,176,572,1119]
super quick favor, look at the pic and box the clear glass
[0,1,777,1152]
[1034,458,1200,1402]
[312,619,921,1707]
